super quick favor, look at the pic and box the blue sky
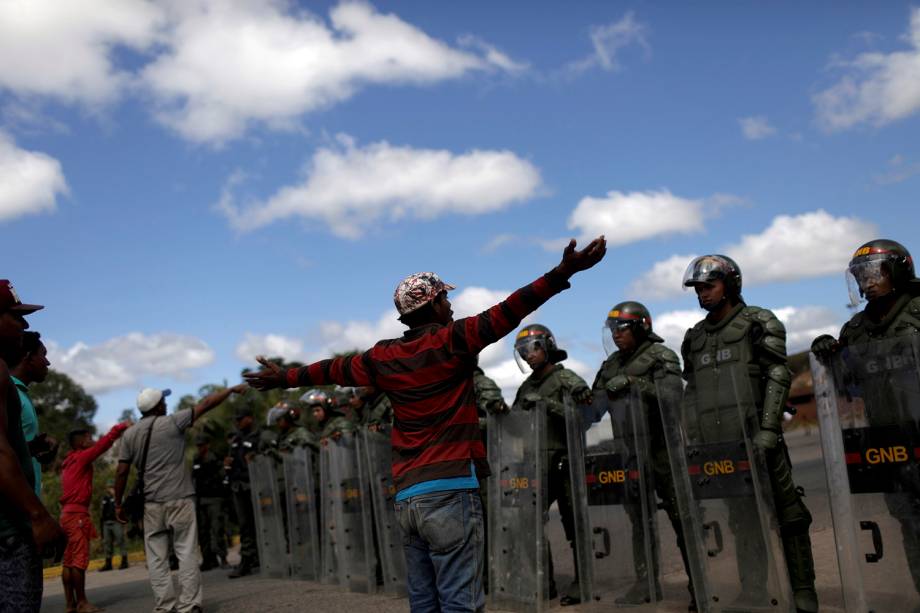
[1,1,918,427]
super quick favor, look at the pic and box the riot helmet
[602,301,664,356]
[299,388,329,408]
[514,324,567,373]
[846,239,915,306]
[683,254,743,309]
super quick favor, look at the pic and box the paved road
[39,429,847,612]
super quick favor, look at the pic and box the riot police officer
[226,405,262,578]
[513,323,593,606]
[319,388,357,442]
[812,238,920,598]
[193,433,228,571]
[682,255,818,613]
[593,301,694,609]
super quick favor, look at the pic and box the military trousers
[230,484,259,567]
[196,497,227,562]
[102,520,127,558]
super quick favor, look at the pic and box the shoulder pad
[908,296,920,315]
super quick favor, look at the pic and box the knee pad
[779,499,812,537]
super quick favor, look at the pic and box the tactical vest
[841,293,920,346]
[684,305,765,441]
[840,294,920,428]
[515,365,579,452]
[595,341,677,452]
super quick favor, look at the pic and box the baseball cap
[136,388,171,413]
[393,272,456,317]
[0,280,43,314]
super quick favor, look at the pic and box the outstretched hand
[555,236,607,279]
[243,356,287,391]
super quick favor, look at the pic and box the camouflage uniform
[593,338,691,600]
[830,284,920,596]
[682,302,816,607]
[192,450,228,568]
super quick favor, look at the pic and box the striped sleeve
[286,351,374,388]
[452,270,570,355]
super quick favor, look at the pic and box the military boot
[99,558,113,572]
[119,556,129,570]
[783,533,818,613]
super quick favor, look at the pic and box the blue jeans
[394,489,484,613]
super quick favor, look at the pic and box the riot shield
[811,336,920,612]
[488,405,546,612]
[556,395,596,606]
[570,388,661,606]
[282,447,320,581]
[248,454,289,578]
[658,370,794,612]
[358,428,407,596]
[319,432,375,593]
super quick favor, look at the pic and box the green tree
[30,370,98,447]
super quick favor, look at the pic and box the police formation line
[232,240,920,613]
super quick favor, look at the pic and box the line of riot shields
[247,428,407,597]
[245,336,920,612]
[488,335,920,612]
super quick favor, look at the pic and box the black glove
[811,334,839,362]
[572,386,593,405]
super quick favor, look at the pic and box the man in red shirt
[60,422,131,613]
[246,237,606,612]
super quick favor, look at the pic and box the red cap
[0,280,43,314]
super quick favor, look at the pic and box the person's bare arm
[0,363,63,550]
[193,383,249,422]
[113,461,131,524]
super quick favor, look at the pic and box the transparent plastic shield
[811,336,920,612]
[358,428,407,596]
[658,369,793,612]
[488,406,546,612]
[282,447,320,580]
[554,395,593,606]
[320,433,375,592]
[573,389,660,606]
[249,454,289,578]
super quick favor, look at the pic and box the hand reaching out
[243,356,287,391]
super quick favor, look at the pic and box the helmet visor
[846,259,890,306]
[514,337,547,373]
[683,256,728,288]
[602,320,633,356]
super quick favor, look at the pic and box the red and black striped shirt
[285,271,570,490]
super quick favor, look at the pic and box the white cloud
[235,333,308,364]
[814,8,920,130]
[143,0,522,143]
[628,254,699,300]
[874,153,920,185]
[772,306,841,353]
[0,131,68,222]
[630,210,878,298]
[566,190,704,248]
[47,333,215,394]
[723,210,877,285]
[0,0,162,105]
[652,309,701,354]
[218,135,542,238]
[568,12,649,74]
[738,115,776,140]
[653,305,842,356]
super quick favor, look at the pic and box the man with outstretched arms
[593,301,694,609]
[245,237,606,613]
[512,323,592,605]
[681,255,817,613]
[812,239,920,599]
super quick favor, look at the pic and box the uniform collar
[527,362,561,384]
[703,302,745,333]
